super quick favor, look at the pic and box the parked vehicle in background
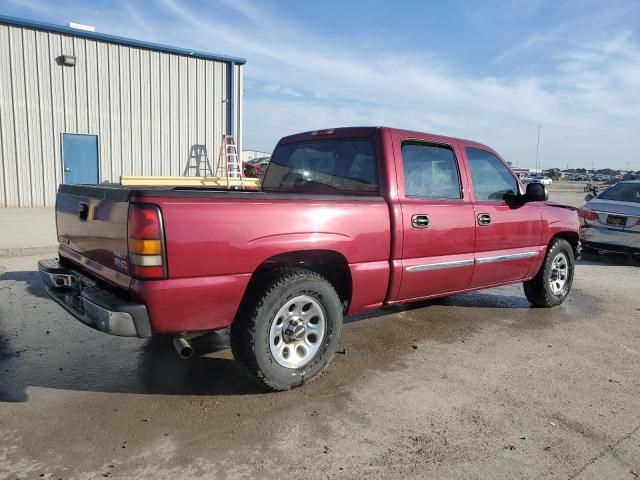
[531,176,553,185]
[243,156,271,178]
[39,127,580,391]
[517,173,533,183]
[579,180,640,258]
[593,174,610,182]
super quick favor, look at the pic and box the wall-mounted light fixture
[58,55,77,67]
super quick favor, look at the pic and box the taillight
[577,208,598,221]
[128,203,166,279]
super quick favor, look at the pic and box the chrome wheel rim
[269,295,326,369]
[549,252,569,295]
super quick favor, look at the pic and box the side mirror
[526,182,548,202]
[584,193,594,201]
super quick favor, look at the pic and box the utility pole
[535,124,541,172]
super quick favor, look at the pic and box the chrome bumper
[580,226,640,254]
[38,258,151,337]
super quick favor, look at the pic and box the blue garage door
[62,134,99,184]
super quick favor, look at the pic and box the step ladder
[183,144,214,177]
[215,134,243,189]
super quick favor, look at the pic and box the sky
[2,0,640,170]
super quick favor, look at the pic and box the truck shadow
[0,332,265,402]
[0,269,49,298]
[346,291,530,325]
[136,334,266,396]
[0,279,595,403]
[577,254,639,267]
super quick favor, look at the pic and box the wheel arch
[238,250,352,314]
[550,231,580,257]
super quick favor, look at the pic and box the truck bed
[55,183,391,333]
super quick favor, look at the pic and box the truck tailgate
[56,185,131,287]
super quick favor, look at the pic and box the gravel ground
[1,183,639,480]
[546,181,599,208]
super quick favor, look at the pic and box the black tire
[523,238,575,307]
[230,267,343,391]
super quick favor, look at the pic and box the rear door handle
[477,213,491,226]
[411,214,430,228]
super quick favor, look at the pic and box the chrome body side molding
[405,251,540,272]
[405,259,474,272]
[475,251,539,264]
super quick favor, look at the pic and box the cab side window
[466,147,518,201]
[401,142,461,199]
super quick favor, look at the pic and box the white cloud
[153,0,640,169]
[8,0,640,169]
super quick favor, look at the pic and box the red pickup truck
[39,127,580,390]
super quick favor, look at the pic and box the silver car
[579,180,640,256]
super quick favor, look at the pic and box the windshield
[262,138,378,193]
[597,182,640,203]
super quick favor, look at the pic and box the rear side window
[466,147,518,201]
[401,142,461,199]
[262,139,378,193]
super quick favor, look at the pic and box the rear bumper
[38,258,151,338]
[581,226,640,254]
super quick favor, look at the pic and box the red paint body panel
[54,126,580,335]
[139,196,391,279]
[348,261,390,312]
[469,202,542,286]
[129,273,251,333]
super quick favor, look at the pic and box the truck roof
[278,126,496,153]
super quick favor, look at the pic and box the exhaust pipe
[173,335,193,359]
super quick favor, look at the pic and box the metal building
[0,15,245,207]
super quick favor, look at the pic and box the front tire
[230,268,343,391]
[524,239,575,307]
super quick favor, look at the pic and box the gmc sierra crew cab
[39,127,580,391]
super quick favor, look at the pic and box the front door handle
[64,167,72,172]
[411,214,430,228]
[477,213,492,226]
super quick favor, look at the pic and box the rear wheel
[524,238,575,307]
[230,268,343,391]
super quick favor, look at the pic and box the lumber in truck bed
[120,175,261,189]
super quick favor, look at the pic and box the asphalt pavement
[1,183,639,479]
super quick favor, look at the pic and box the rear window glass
[401,142,461,199]
[598,182,640,203]
[262,139,378,193]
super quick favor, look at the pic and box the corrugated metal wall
[0,23,243,207]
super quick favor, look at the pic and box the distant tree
[597,168,620,175]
